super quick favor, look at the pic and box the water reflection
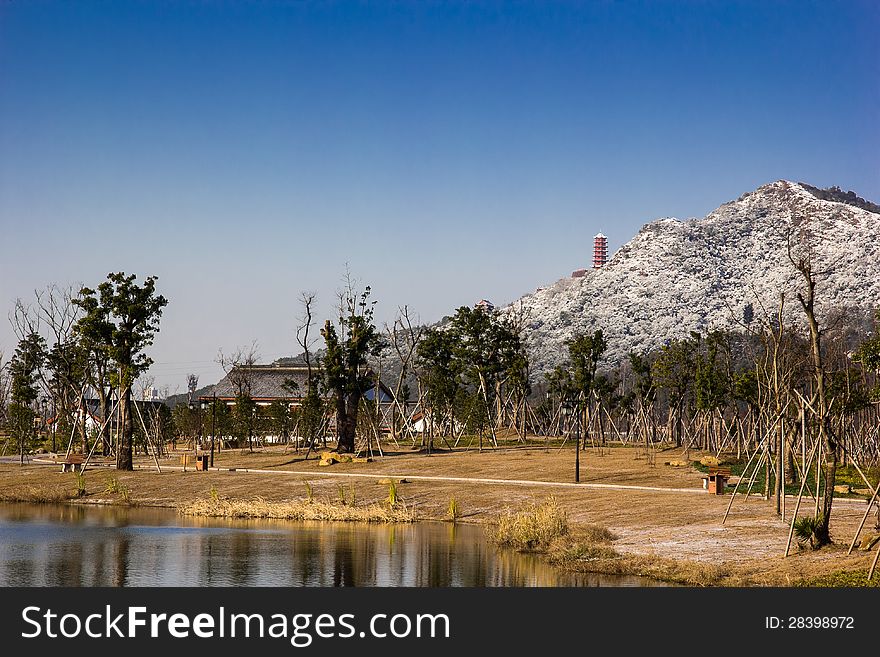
[0,504,666,587]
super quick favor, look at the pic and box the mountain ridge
[508,180,880,376]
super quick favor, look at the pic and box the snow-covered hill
[510,181,880,375]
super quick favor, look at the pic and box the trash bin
[196,454,209,471]
[708,468,730,495]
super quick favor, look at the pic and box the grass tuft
[179,496,414,523]
[490,497,569,551]
[793,514,822,550]
[73,472,87,498]
[104,477,132,504]
[447,497,461,522]
[387,480,399,507]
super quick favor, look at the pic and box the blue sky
[1,1,877,392]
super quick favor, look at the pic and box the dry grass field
[1,440,877,586]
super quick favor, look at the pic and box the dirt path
[165,464,709,494]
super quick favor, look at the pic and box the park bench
[61,454,85,473]
[704,467,731,495]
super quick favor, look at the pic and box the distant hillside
[508,180,880,376]
[164,384,216,408]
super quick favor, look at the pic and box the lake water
[0,504,666,587]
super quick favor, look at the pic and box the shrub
[491,498,569,551]
[794,514,823,550]
[387,480,399,507]
[73,472,87,498]
[447,497,461,522]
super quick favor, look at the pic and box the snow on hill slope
[511,181,880,375]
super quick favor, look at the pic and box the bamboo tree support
[743,449,768,500]
[132,396,162,473]
[869,540,880,581]
[477,374,499,449]
[844,451,875,495]
[847,473,880,555]
[61,410,80,462]
[359,409,385,459]
[81,396,122,471]
[61,385,90,460]
[814,437,822,518]
[722,438,766,524]
[801,397,806,471]
[284,416,300,454]
[781,416,786,520]
[784,433,823,557]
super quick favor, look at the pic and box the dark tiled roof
[205,365,394,402]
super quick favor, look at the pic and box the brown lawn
[1,440,876,586]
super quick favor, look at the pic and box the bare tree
[386,305,423,445]
[0,352,9,430]
[218,342,260,451]
[10,297,42,341]
[295,292,325,453]
[34,285,85,454]
[186,373,199,404]
[137,375,156,402]
[296,292,319,386]
[789,231,837,545]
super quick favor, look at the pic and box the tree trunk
[99,387,111,456]
[785,423,797,485]
[337,394,357,453]
[796,259,835,545]
[674,403,683,448]
[79,396,88,454]
[117,385,133,470]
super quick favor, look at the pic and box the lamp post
[561,400,580,483]
[575,396,581,483]
[544,392,550,452]
[200,400,211,468]
[209,394,216,467]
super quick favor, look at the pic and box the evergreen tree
[321,284,383,453]
[652,335,699,446]
[74,273,167,470]
[8,332,46,463]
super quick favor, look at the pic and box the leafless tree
[789,228,837,545]
[386,305,423,445]
[218,342,260,397]
[0,352,9,429]
[186,373,199,404]
[296,292,319,387]
[137,375,156,402]
[218,342,260,450]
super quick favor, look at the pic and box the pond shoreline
[0,501,664,587]
[1,445,876,587]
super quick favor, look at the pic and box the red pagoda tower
[593,233,608,269]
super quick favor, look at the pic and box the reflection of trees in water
[198,534,219,586]
[47,543,84,585]
[228,532,255,586]
[113,536,129,587]
[92,537,108,586]
[289,527,320,586]
[331,533,353,587]
[4,558,35,586]
[0,506,615,587]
